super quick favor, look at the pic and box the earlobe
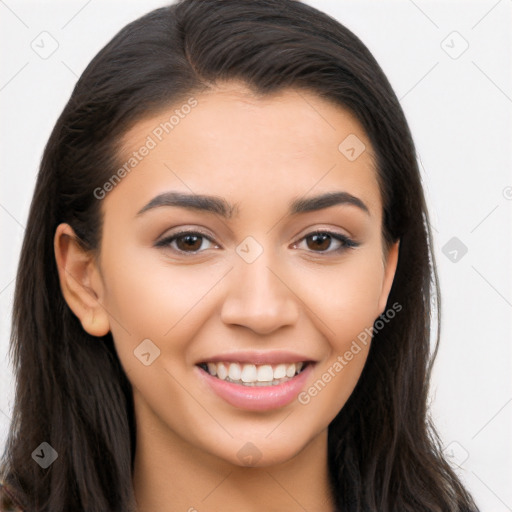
[377,240,400,315]
[54,223,110,337]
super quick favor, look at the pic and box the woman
[0,0,480,510]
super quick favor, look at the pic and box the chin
[210,429,318,469]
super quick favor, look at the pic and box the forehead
[109,82,382,219]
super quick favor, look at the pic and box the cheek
[292,250,384,416]
[99,246,229,362]
[99,256,218,416]
[298,249,386,342]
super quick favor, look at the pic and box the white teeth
[241,364,257,382]
[257,365,273,382]
[217,362,228,380]
[228,363,241,381]
[273,364,287,379]
[201,361,307,385]
[286,364,296,378]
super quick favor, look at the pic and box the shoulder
[0,481,25,512]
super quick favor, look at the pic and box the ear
[377,240,400,315]
[54,223,110,337]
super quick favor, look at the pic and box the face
[63,82,398,467]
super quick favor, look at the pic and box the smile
[196,361,314,411]
[198,361,308,386]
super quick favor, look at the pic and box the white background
[1,1,511,510]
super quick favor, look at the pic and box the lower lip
[196,364,314,412]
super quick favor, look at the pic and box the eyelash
[154,229,359,255]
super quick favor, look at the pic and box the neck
[132,406,335,512]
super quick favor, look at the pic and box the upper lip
[197,350,316,365]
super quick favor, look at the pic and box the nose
[220,252,300,335]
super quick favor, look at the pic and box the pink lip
[197,350,315,365]
[195,363,314,411]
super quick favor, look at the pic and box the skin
[54,82,399,512]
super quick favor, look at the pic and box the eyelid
[154,227,220,251]
[155,226,359,257]
[293,223,355,241]
[291,229,359,252]
[156,226,217,242]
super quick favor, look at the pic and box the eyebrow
[135,190,370,218]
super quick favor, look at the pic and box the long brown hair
[1,1,479,510]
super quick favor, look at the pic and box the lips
[195,361,314,411]
[194,350,316,410]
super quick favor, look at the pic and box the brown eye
[155,231,218,253]
[295,231,358,254]
[175,234,203,252]
[306,233,332,251]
